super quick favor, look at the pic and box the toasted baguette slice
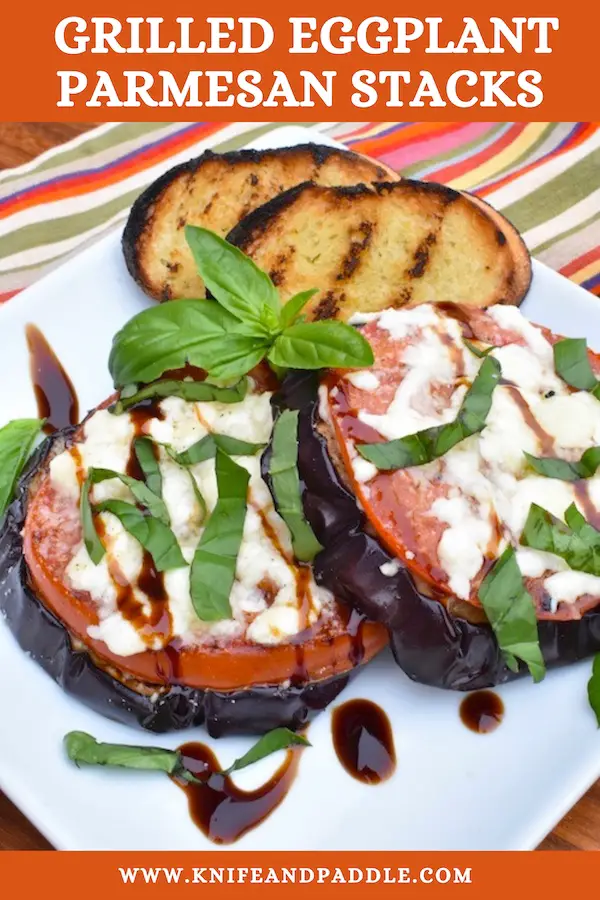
[227,180,532,320]
[459,191,532,306]
[122,144,399,302]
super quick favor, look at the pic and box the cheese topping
[49,386,333,656]
[345,304,600,609]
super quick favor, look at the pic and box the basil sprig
[357,355,501,470]
[169,433,265,467]
[0,418,44,519]
[65,728,310,778]
[478,546,546,683]
[190,450,250,621]
[588,655,600,727]
[113,377,248,415]
[521,502,600,577]
[269,410,323,562]
[95,499,186,571]
[109,226,373,388]
[525,448,600,482]
[133,437,163,498]
[553,338,600,398]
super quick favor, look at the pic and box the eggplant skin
[0,429,353,735]
[268,373,600,691]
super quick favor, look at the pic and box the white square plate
[1,126,599,851]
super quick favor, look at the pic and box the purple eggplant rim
[0,428,356,736]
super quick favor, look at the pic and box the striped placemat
[0,121,598,304]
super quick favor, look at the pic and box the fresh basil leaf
[267,321,374,370]
[109,299,252,388]
[171,433,265,467]
[269,410,323,562]
[478,546,546,683]
[521,502,600,576]
[65,731,184,775]
[95,499,186,571]
[134,437,163,498]
[358,355,501,470]
[464,339,496,359]
[190,450,250,621]
[221,728,310,776]
[114,377,248,414]
[81,476,105,565]
[279,289,318,329]
[88,466,169,525]
[0,418,43,519]
[554,338,600,398]
[205,339,272,382]
[588,655,600,727]
[185,225,280,331]
[525,448,600,482]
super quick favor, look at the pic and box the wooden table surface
[0,121,599,852]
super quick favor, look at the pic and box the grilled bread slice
[227,180,532,320]
[122,144,399,302]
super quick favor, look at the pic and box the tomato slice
[23,482,387,692]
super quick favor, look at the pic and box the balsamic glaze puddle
[460,690,504,734]
[331,699,396,784]
[25,323,79,433]
[174,741,302,844]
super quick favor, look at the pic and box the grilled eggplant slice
[0,404,387,735]
[266,304,600,690]
[122,144,399,302]
[228,180,532,321]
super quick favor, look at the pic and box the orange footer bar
[0,851,595,898]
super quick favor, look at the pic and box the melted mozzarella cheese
[348,304,600,606]
[358,323,476,441]
[345,370,380,391]
[50,388,333,656]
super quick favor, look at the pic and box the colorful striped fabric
[0,121,598,305]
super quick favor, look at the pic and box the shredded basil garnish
[113,378,249,415]
[189,450,250,621]
[81,476,105,565]
[521,502,600,577]
[170,433,265,467]
[133,436,163,498]
[268,410,323,563]
[463,339,496,359]
[64,728,310,779]
[357,355,501,470]
[553,338,600,399]
[87,467,169,524]
[525,448,600,482]
[94,499,186,571]
[478,546,546,683]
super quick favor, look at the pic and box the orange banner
[0,1,597,121]
[1,851,599,897]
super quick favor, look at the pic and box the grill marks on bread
[122,144,399,302]
[227,180,532,321]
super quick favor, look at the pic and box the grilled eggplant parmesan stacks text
[0,376,387,734]
[269,304,600,689]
